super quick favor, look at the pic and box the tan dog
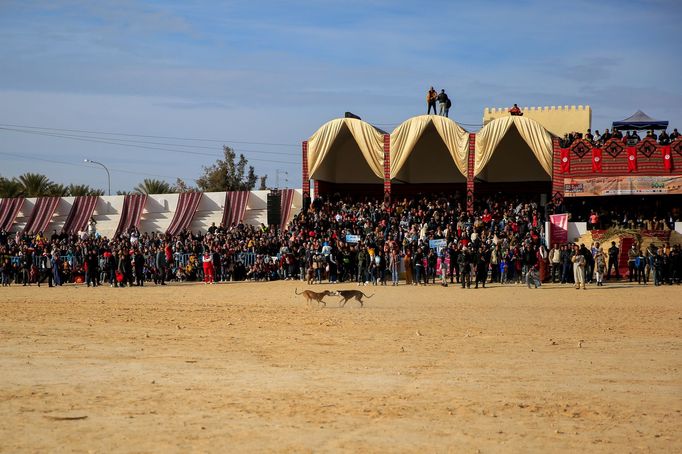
[336,290,374,307]
[295,288,332,306]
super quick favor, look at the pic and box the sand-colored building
[483,105,592,137]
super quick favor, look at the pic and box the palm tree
[67,184,104,196]
[0,176,25,198]
[134,178,172,195]
[49,183,70,197]
[17,173,54,197]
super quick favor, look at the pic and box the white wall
[568,222,587,243]
[7,190,303,238]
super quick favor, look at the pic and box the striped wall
[5,190,302,238]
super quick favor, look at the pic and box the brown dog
[295,288,332,306]
[336,290,374,307]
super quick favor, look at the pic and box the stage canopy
[307,118,384,183]
[475,116,554,182]
[612,110,669,131]
[390,115,469,183]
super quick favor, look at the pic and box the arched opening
[393,122,466,184]
[311,123,383,184]
[477,124,550,182]
[476,123,551,195]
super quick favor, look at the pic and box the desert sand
[0,280,680,453]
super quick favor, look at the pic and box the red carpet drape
[23,197,60,235]
[62,195,99,234]
[0,197,25,232]
[115,194,147,235]
[279,189,295,230]
[166,192,203,236]
[222,191,249,228]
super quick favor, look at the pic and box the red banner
[549,213,568,244]
[662,145,672,170]
[592,148,603,172]
[626,147,637,172]
[560,148,570,173]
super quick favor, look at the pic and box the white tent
[307,118,385,183]
[474,116,554,182]
[390,115,469,183]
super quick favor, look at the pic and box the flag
[592,148,603,172]
[662,145,672,170]
[549,213,568,245]
[626,147,637,172]
[560,148,570,173]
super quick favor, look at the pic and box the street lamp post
[84,159,111,196]
[275,170,288,189]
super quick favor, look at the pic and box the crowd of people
[567,195,681,230]
[561,127,680,148]
[1,193,680,290]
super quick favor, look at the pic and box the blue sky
[1,0,680,192]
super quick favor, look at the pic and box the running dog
[295,288,332,306]
[336,290,374,307]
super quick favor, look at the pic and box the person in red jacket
[509,104,523,116]
[202,250,215,284]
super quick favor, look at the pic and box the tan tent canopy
[474,116,554,177]
[390,115,469,181]
[307,118,384,183]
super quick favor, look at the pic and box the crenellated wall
[483,105,592,137]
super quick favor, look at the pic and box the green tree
[67,184,105,196]
[16,173,54,197]
[171,178,195,193]
[48,183,70,197]
[134,178,172,195]
[196,146,259,192]
[0,176,24,198]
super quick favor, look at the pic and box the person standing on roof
[438,89,450,117]
[427,87,438,115]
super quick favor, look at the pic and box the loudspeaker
[302,193,311,212]
[267,192,281,226]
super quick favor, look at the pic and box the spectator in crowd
[571,244,587,290]
[585,129,594,143]
[593,246,606,286]
[509,104,523,116]
[548,244,560,283]
[600,128,612,144]
[606,241,620,280]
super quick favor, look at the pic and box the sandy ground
[0,280,680,453]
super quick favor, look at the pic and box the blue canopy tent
[612,110,669,131]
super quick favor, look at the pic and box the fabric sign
[560,148,570,173]
[592,148,603,173]
[626,147,637,172]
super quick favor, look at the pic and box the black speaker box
[267,192,281,226]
